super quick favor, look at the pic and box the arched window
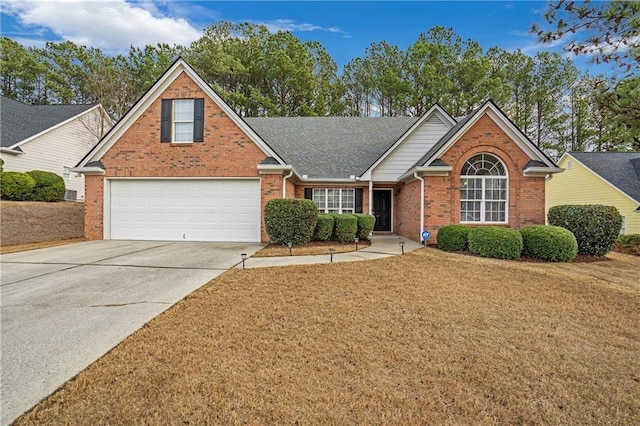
[460,153,508,223]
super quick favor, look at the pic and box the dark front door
[373,190,392,232]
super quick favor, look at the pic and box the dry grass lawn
[17,249,640,425]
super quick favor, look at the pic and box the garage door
[109,179,261,242]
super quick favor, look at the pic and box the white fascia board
[360,105,456,181]
[0,147,23,155]
[299,177,360,184]
[257,164,294,174]
[79,59,286,167]
[12,104,104,150]
[70,166,105,175]
[398,165,453,182]
[523,166,564,176]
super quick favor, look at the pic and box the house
[73,58,561,243]
[546,152,640,234]
[0,96,112,201]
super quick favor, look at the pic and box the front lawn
[18,249,640,424]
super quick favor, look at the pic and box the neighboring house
[74,58,561,243]
[546,152,640,235]
[0,95,112,201]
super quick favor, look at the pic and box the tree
[532,0,640,74]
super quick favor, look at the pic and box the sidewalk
[239,235,424,269]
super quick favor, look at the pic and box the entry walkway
[240,235,424,269]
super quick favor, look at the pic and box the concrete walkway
[240,235,424,268]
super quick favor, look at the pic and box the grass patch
[17,249,640,425]
[253,240,370,257]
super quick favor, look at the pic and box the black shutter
[304,188,313,200]
[193,98,204,142]
[161,99,172,142]
[355,188,363,213]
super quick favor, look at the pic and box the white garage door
[109,179,260,242]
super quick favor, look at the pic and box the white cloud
[251,19,348,37]
[1,0,202,50]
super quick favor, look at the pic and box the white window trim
[460,154,509,224]
[62,166,71,180]
[312,188,355,214]
[172,99,194,143]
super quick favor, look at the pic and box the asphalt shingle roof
[570,152,640,203]
[245,117,419,179]
[1,96,95,148]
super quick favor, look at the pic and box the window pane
[461,200,481,222]
[341,189,354,210]
[327,189,340,210]
[484,201,506,222]
[312,189,326,211]
[174,122,193,142]
[173,100,193,121]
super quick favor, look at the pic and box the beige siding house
[0,96,112,200]
[546,152,640,234]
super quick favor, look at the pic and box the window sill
[170,142,194,147]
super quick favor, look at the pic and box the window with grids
[312,188,355,214]
[460,153,508,223]
[173,99,194,142]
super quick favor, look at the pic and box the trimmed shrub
[520,225,578,262]
[437,225,471,252]
[0,171,36,201]
[332,214,358,243]
[614,234,640,256]
[264,198,318,245]
[468,226,523,260]
[26,170,65,202]
[314,214,334,241]
[354,213,376,239]
[548,204,623,256]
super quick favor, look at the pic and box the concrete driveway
[0,240,262,425]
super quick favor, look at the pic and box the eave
[523,166,564,177]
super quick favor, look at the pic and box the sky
[0,0,621,77]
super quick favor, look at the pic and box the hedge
[548,204,622,256]
[26,170,65,202]
[467,226,523,260]
[437,225,471,252]
[314,214,334,241]
[264,198,318,245]
[614,234,640,256]
[354,213,375,239]
[332,214,358,243]
[0,171,36,201]
[520,225,578,262]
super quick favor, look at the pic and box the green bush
[548,205,623,256]
[437,225,471,252]
[26,170,65,202]
[0,171,36,201]
[354,213,375,239]
[332,214,358,243]
[614,234,640,256]
[519,225,578,262]
[264,198,318,245]
[468,226,523,260]
[314,214,334,241]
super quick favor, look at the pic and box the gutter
[69,166,105,176]
[1,147,23,155]
[414,171,425,242]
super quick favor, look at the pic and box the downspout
[282,169,294,198]
[368,180,373,214]
[414,172,425,242]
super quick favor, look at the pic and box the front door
[373,190,392,232]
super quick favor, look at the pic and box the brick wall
[396,180,421,241]
[84,71,283,242]
[424,114,546,241]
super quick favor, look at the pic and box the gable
[371,113,452,181]
[567,152,640,203]
[97,72,270,178]
[77,59,284,169]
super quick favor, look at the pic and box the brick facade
[423,115,546,241]
[83,66,548,244]
[83,71,284,242]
